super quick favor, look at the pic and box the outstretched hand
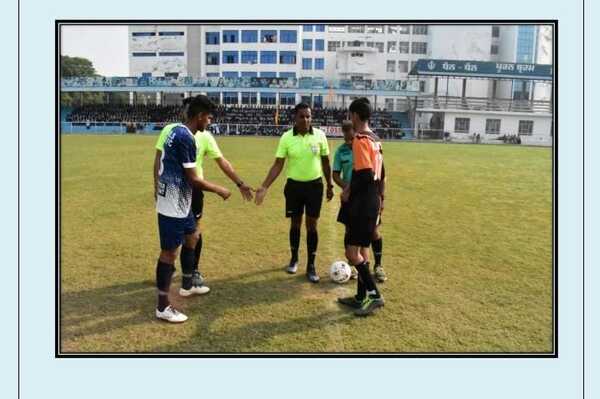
[255,186,267,205]
[238,183,254,201]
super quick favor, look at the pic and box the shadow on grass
[61,265,354,353]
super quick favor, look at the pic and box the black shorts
[337,199,381,227]
[284,178,324,218]
[346,192,381,247]
[191,188,204,220]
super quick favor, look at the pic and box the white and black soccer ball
[329,261,352,284]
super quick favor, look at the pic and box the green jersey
[332,143,353,184]
[275,126,330,182]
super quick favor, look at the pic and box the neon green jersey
[155,124,223,179]
[275,126,330,182]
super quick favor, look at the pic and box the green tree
[60,55,108,107]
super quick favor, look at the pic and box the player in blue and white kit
[155,96,231,323]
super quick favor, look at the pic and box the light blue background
[9,0,591,398]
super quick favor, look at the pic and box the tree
[60,55,108,107]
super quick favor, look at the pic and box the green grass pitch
[60,135,553,353]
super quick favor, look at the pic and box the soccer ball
[329,261,352,284]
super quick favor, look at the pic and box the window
[492,26,500,38]
[158,52,184,56]
[132,52,155,57]
[387,41,397,53]
[222,30,239,43]
[132,32,155,37]
[280,30,297,43]
[222,51,239,64]
[398,25,410,34]
[519,120,534,135]
[280,93,296,105]
[328,41,341,51]
[398,61,408,73]
[141,72,152,77]
[206,52,219,65]
[303,39,313,51]
[159,31,184,36]
[455,118,470,133]
[328,25,345,33]
[386,60,396,73]
[241,51,258,64]
[260,72,276,77]
[206,73,219,77]
[366,25,384,33]
[241,72,257,77]
[242,30,258,43]
[164,72,178,78]
[315,24,325,32]
[347,40,364,47]
[348,25,365,33]
[375,42,384,53]
[385,98,394,111]
[314,95,323,108]
[279,51,297,64]
[205,32,219,45]
[411,42,428,54]
[260,51,277,64]
[241,92,257,105]
[315,39,324,51]
[419,81,426,92]
[388,25,398,34]
[223,71,238,78]
[315,58,325,70]
[398,41,410,53]
[351,52,364,57]
[412,25,428,35]
[279,72,296,78]
[486,119,501,134]
[260,92,276,105]
[261,30,277,43]
[223,92,238,105]
[303,25,313,32]
[302,58,313,70]
[491,44,499,55]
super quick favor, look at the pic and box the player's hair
[293,102,311,114]
[349,97,372,122]
[186,95,215,119]
[341,120,354,134]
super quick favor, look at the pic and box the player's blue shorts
[157,212,196,250]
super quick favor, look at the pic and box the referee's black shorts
[191,187,204,221]
[346,191,381,247]
[284,178,324,218]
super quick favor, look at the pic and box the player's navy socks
[307,230,318,266]
[290,227,300,262]
[372,238,383,266]
[356,274,366,301]
[156,260,175,311]
[180,246,195,290]
[194,234,203,271]
[355,261,380,298]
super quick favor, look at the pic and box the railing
[416,96,552,114]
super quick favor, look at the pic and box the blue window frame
[279,72,296,78]
[242,30,258,43]
[159,31,184,36]
[303,39,313,51]
[132,52,156,57]
[132,32,155,37]
[303,25,313,32]
[315,39,324,51]
[158,52,184,56]
[206,52,220,65]
[315,58,325,70]
[206,32,219,45]
[302,58,312,70]
[261,30,277,43]
[315,24,325,32]
[279,51,297,64]
[222,51,239,64]
[206,73,219,77]
[280,93,296,105]
[242,92,258,105]
[313,95,323,107]
[260,92,276,105]
[241,51,258,64]
[241,72,258,77]
[141,72,152,77]
[223,71,239,78]
[260,72,276,77]
[260,51,277,64]
[222,30,239,43]
[280,30,297,43]
[223,92,239,105]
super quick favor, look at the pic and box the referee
[255,103,334,283]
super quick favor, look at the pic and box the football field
[60,135,553,353]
